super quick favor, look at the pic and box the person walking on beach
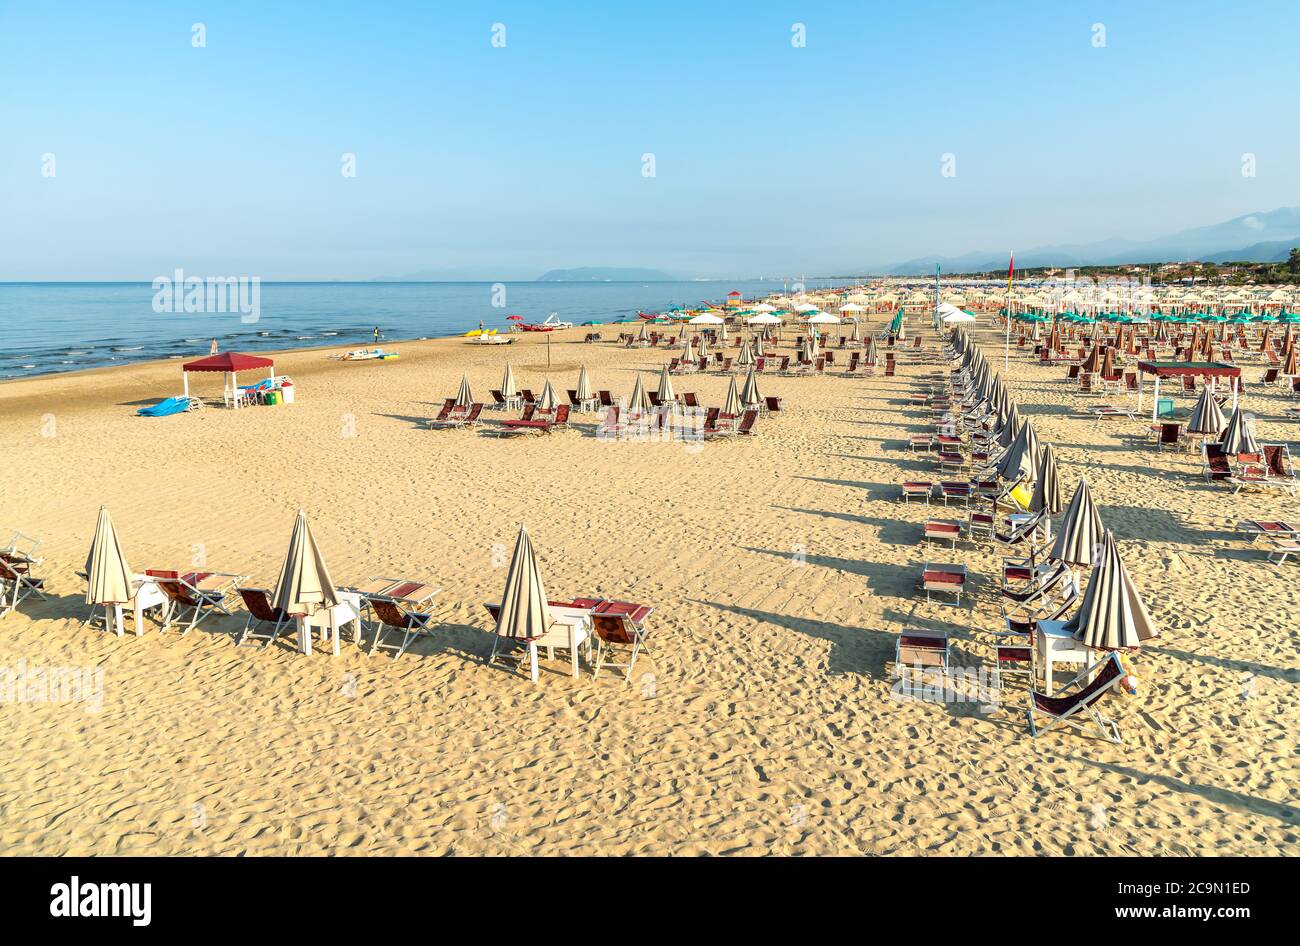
[373,326,381,343]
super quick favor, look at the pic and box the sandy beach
[0,320,1295,856]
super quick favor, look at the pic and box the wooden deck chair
[1026,652,1127,743]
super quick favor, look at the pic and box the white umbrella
[740,367,762,409]
[536,379,558,411]
[575,365,593,402]
[84,505,134,635]
[627,375,651,413]
[722,375,742,416]
[500,363,518,399]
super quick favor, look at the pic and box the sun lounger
[939,481,972,507]
[920,562,967,604]
[1238,519,1300,542]
[763,396,782,416]
[902,481,933,503]
[136,395,203,417]
[1026,652,1127,743]
[1267,539,1300,565]
[236,587,293,647]
[893,629,950,684]
[924,519,961,549]
[992,641,1034,688]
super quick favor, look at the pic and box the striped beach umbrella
[1064,530,1159,650]
[998,402,1022,448]
[740,366,762,409]
[1218,405,1259,455]
[1049,478,1105,567]
[454,374,473,408]
[1185,387,1225,435]
[272,509,339,619]
[656,364,675,404]
[722,375,742,416]
[627,375,651,414]
[575,364,593,402]
[1030,443,1063,516]
[494,524,550,642]
[536,379,558,411]
[995,417,1040,482]
[736,339,755,367]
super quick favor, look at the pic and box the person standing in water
[373,326,381,344]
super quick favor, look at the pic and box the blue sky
[2,1,1297,279]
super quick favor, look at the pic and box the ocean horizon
[0,278,853,380]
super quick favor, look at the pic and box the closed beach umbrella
[575,364,593,401]
[1050,478,1105,567]
[697,334,710,360]
[719,322,729,345]
[84,506,133,607]
[628,375,651,413]
[536,379,558,411]
[736,339,755,367]
[740,366,762,409]
[272,510,339,618]
[850,320,862,344]
[722,375,742,416]
[754,335,766,358]
[998,402,1022,448]
[680,335,694,361]
[863,337,876,364]
[500,363,518,399]
[636,321,649,343]
[1185,387,1225,435]
[494,524,551,642]
[454,374,473,408]
[656,363,675,403]
[1065,530,1159,650]
[1030,443,1063,516]
[995,417,1040,482]
[1218,405,1259,455]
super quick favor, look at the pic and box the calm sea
[0,279,853,380]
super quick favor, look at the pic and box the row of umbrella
[85,505,557,650]
[950,327,1158,652]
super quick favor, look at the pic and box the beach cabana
[1136,360,1240,421]
[182,351,274,409]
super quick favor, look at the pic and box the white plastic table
[1035,619,1093,695]
[297,592,362,656]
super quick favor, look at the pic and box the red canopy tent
[182,352,274,407]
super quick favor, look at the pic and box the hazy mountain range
[887,207,1300,275]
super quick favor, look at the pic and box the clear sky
[2,1,1297,280]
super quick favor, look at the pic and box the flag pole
[1005,251,1014,372]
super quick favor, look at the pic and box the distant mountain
[888,207,1300,274]
[536,267,677,282]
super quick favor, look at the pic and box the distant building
[726,290,742,307]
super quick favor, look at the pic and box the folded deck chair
[236,587,293,647]
[368,598,436,659]
[1001,585,1078,636]
[1026,652,1127,743]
